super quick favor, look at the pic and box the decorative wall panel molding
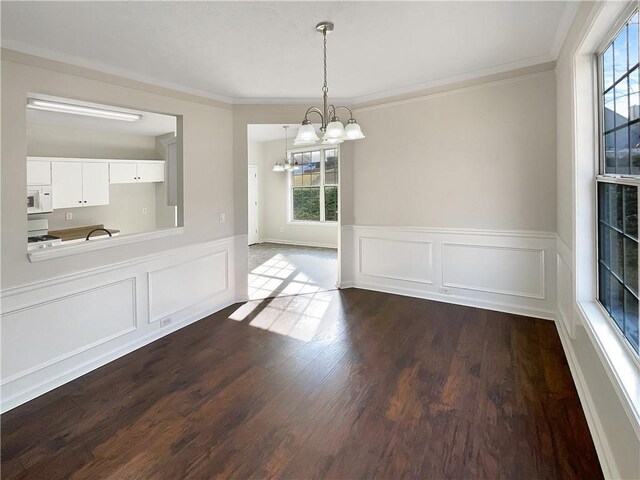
[343,225,557,321]
[442,243,545,299]
[0,237,236,413]
[359,237,433,284]
[1,278,137,383]
[148,251,228,323]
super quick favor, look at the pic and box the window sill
[27,227,184,263]
[577,300,640,434]
[287,221,339,227]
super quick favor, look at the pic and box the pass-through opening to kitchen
[26,94,183,253]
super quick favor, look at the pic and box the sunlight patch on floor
[229,290,336,342]
[248,253,297,300]
[248,292,332,341]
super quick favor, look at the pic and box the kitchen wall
[42,184,157,235]
[27,123,163,235]
[155,132,179,230]
[27,123,160,159]
[248,137,339,248]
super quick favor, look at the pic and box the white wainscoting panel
[556,236,576,338]
[1,236,236,413]
[1,278,136,382]
[148,251,228,323]
[359,237,433,284]
[442,244,544,299]
[346,226,558,320]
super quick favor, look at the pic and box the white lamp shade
[344,121,365,140]
[273,163,285,172]
[294,123,320,144]
[324,120,345,139]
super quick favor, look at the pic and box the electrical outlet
[280,227,284,232]
[142,207,148,215]
[219,213,225,223]
[65,212,72,220]
[438,287,451,295]
[160,318,172,327]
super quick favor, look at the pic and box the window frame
[595,6,640,357]
[287,145,339,225]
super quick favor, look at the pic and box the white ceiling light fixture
[273,125,290,172]
[27,98,143,122]
[294,22,365,146]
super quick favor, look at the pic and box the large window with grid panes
[597,8,639,354]
[289,147,338,223]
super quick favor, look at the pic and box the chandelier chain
[322,29,328,94]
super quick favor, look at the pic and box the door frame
[248,164,259,245]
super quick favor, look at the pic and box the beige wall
[249,138,338,248]
[350,69,557,232]
[2,53,233,288]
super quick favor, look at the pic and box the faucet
[85,228,113,241]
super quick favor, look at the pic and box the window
[597,9,639,354]
[290,148,338,222]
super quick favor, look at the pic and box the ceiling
[1,1,577,104]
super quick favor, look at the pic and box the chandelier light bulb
[344,120,365,140]
[294,123,319,144]
[324,118,345,140]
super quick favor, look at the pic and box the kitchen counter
[49,224,120,243]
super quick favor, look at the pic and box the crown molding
[351,54,556,107]
[352,62,556,112]
[0,46,233,109]
[3,44,556,111]
[550,1,581,59]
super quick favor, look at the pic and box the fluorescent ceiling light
[27,99,142,121]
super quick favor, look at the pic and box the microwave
[27,186,53,214]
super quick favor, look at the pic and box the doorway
[246,124,339,301]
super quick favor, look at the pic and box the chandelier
[273,125,292,172]
[294,22,365,145]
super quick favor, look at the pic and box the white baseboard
[349,281,557,321]
[259,238,337,249]
[554,319,618,479]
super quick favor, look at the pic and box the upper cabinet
[110,161,164,184]
[51,161,109,209]
[27,160,52,186]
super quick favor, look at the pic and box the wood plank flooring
[1,289,602,479]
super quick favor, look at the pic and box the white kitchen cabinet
[110,161,164,184]
[52,162,83,209]
[137,162,165,183]
[52,161,109,209]
[27,161,52,186]
[109,162,138,184]
[82,163,110,206]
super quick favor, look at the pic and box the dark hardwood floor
[1,289,602,479]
